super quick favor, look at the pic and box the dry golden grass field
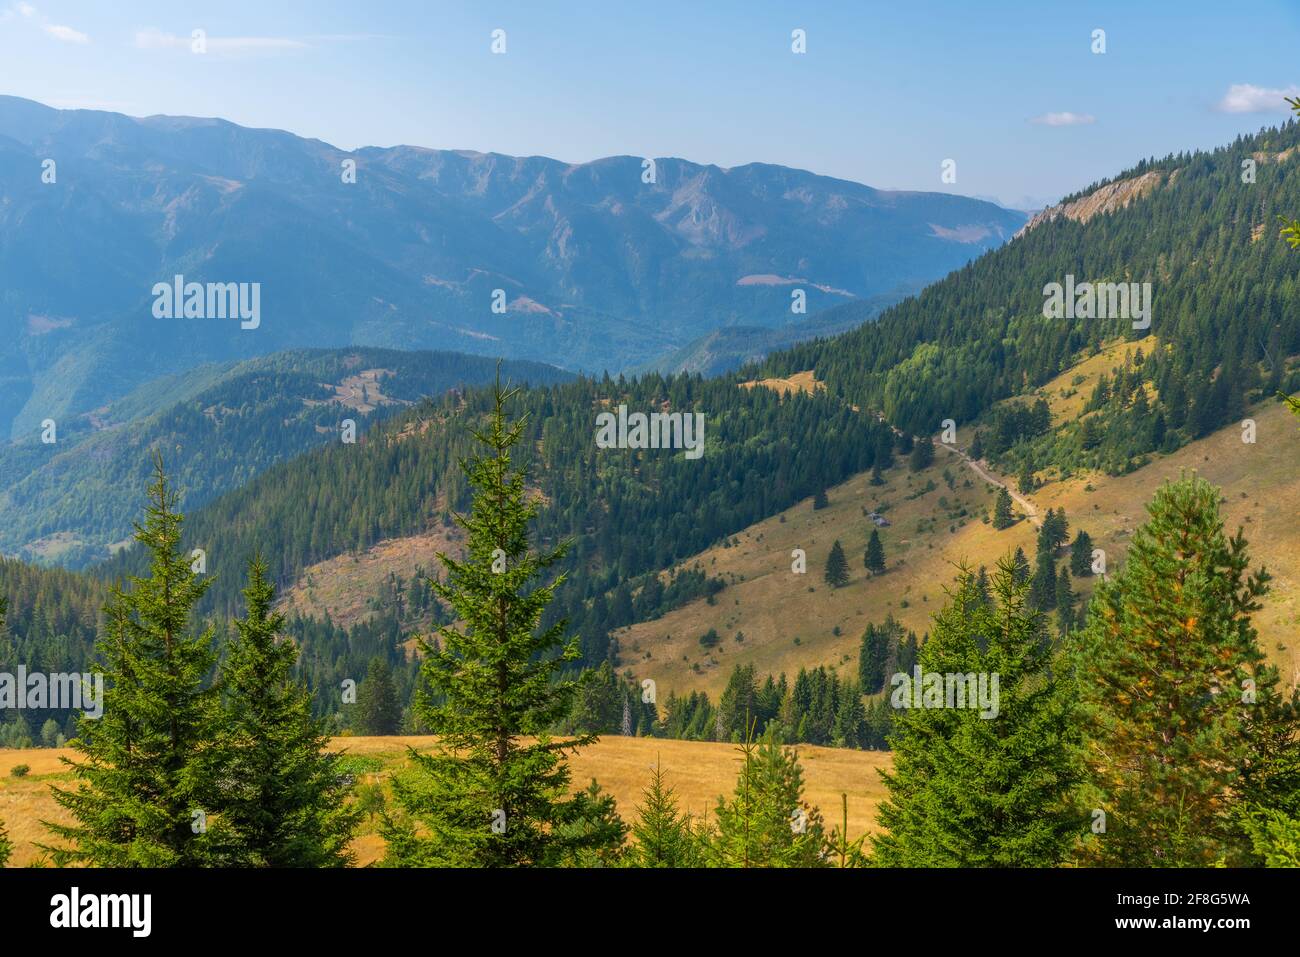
[0,735,891,867]
[738,369,825,397]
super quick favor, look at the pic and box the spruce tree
[630,759,697,867]
[869,463,885,486]
[827,793,868,868]
[1069,530,1094,576]
[1073,475,1288,866]
[45,456,220,867]
[355,657,401,735]
[824,540,849,588]
[1054,566,1075,636]
[872,557,1081,866]
[1029,544,1057,611]
[216,555,360,867]
[1011,546,1031,584]
[1042,508,1068,551]
[908,437,934,471]
[813,487,829,510]
[381,377,610,867]
[864,529,886,575]
[1017,460,1035,495]
[992,487,1014,529]
[833,681,866,748]
[550,779,627,867]
[708,729,827,867]
[858,619,893,694]
[969,430,983,461]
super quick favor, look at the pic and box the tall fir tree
[216,555,360,867]
[381,377,612,867]
[908,437,934,471]
[1029,543,1057,611]
[355,656,401,735]
[707,729,827,868]
[858,618,894,694]
[824,540,850,588]
[872,557,1081,866]
[629,759,698,867]
[1069,530,1095,576]
[1072,476,1289,866]
[1054,566,1076,636]
[1010,546,1031,584]
[992,487,1015,529]
[864,529,886,575]
[45,456,220,867]
[1017,459,1035,495]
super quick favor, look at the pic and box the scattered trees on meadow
[9,413,1299,870]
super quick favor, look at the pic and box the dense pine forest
[769,121,1300,476]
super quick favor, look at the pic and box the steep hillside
[0,95,1024,435]
[767,123,1300,465]
[1014,169,1168,237]
[611,382,1300,699]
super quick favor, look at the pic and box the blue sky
[2,0,1299,208]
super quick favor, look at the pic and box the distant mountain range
[0,95,1025,438]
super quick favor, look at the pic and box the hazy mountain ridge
[0,95,1024,437]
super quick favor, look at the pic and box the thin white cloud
[1216,83,1300,114]
[44,23,88,44]
[7,3,90,43]
[135,27,308,55]
[1030,112,1096,127]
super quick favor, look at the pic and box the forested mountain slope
[766,123,1300,471]
[0,348,567,566]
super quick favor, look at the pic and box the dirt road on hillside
[938,442,1042,528]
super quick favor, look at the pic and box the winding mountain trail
[937,441,1042,528]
